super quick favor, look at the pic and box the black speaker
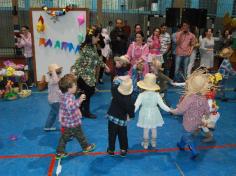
[197,9,207,28]
[166,8,180,27]
[182,8,198,27]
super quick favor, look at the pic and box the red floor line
[0,143,236,160]
[47,156,56,176]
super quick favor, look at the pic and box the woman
[200,28,219,69]
[126,31,149,75]
[72,27,109,119]
[147,27,163,63]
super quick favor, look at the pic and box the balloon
[77,15,85,26]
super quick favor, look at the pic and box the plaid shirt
[107,115,127,126]
[59,92,82,128]
[218,59,236,79]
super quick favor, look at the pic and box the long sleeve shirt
[15,32,32,58]
[59,93,82,128]
[218,58,236,79]
[47,71,62,103]
[172,94,210,132]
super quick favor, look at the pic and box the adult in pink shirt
[175,22,195,81]
[148,27,161,55]
[15,26,34,86]
[126,32,149,75]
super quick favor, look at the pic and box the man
[175,22,195,82]
[110,19,128,56]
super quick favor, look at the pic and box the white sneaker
[151,138,157,148]
[141,141,149,149]
[44,127,56,131]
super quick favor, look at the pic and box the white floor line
[56,158,62,176]
[174,161,185,176]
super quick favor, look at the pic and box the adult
[147,27,162,63]
[15,26,34,87]
[159,23,171,75]
[123,20,131,39]
[175,22,195,81]
[129,24,142,44]
[126,31,149,71]
[71,27,109,119]
[110,19,128,57]
[200,28,218,69]
[106,21,114,36]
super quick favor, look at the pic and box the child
[135,73,171,149]
[170,69,211,159]
[114,55,131,76]
[218,47,236,101]
[107,77,135,157]
[56,74,95,159]
[44,64,62,131]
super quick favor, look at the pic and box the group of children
[43,46,235,160]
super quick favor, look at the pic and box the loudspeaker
[182,8,207,28]
[166,8,180,27]
[197,9,207,28]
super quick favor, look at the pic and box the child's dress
[135,91,170,128]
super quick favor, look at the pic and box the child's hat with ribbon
[137,73,160,91]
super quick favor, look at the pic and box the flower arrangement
[3,80,18,100]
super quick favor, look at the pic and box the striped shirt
[59,92,82,128]
[218,59,236,79]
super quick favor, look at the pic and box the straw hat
[114,55,130,64]
[137,73,160,91]
[219,47,233,58]
[48,64,62,73]
[118,77,133,95]
[185,68,212,96]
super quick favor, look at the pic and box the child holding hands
[56,74,95,159]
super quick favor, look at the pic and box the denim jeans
[174,55,190,82]
[26,57,35,85]
[45,102,60,128]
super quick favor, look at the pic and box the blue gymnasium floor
[0,75,236,176]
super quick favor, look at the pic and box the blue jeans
[174,56,190,82]
[26,57,35,85]
[45,102,60,128]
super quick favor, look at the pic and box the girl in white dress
[135,73,171,149]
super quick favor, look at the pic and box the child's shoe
[141,139,149,149]
[177,142,185,151]
[55,152,68,159]
[44,127,56,132]
[120,150,127,157]
[151,138,157,148]
[83,144,96,153]
[107,148,115,156]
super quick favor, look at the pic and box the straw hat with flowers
[118,77,133,95]
[219,47,234,58]
[185,68,212,96]
[137,73,160,91]
[48,64,62,73]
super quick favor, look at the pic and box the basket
[5,95,18,101]
[18,83,32,98]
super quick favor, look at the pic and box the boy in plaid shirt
[56,74,95,159]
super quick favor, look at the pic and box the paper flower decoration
[6,67,15,77]
[77,15,85,26]
[37,15,45,33]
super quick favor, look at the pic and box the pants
[26,57,34,85]
[98,56,106,81]
[45,102,60,128]
[178,130,199,156]
[187,50,196,76]
[77,77,95,116]
[162,52,170,76]
[169,54,176,79]
[174,55,190,82]
[108,121,128,151]
[56,126,89,153]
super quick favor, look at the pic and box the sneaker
[83,144,96,153]
[151,138,156,148]
[191,153,199,160]
[107,148,115,156]
[55,152,68,159]
[44,127,56,131]
[141,141,149,149]
[120,150,127,157]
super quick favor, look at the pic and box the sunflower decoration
[209,73,223,86]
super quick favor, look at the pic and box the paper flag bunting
[77,15,85,26]
[61,42,68,51]
[67,43,74,52]
[54,40,61,49]
[37,15,45,33]
[45,39,52,47]
[39,38,46,46]
[75,44,80,54]
[77,33,84,44]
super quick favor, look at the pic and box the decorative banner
[36,15,45,33]
[77,15,85,26]
[67,43,74,52]
[75,44,80,54]
[61,42,68,51]
[45,38,52,47]
[39,38,46,46]
[54,40,61,49]
[77,33,84,44]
